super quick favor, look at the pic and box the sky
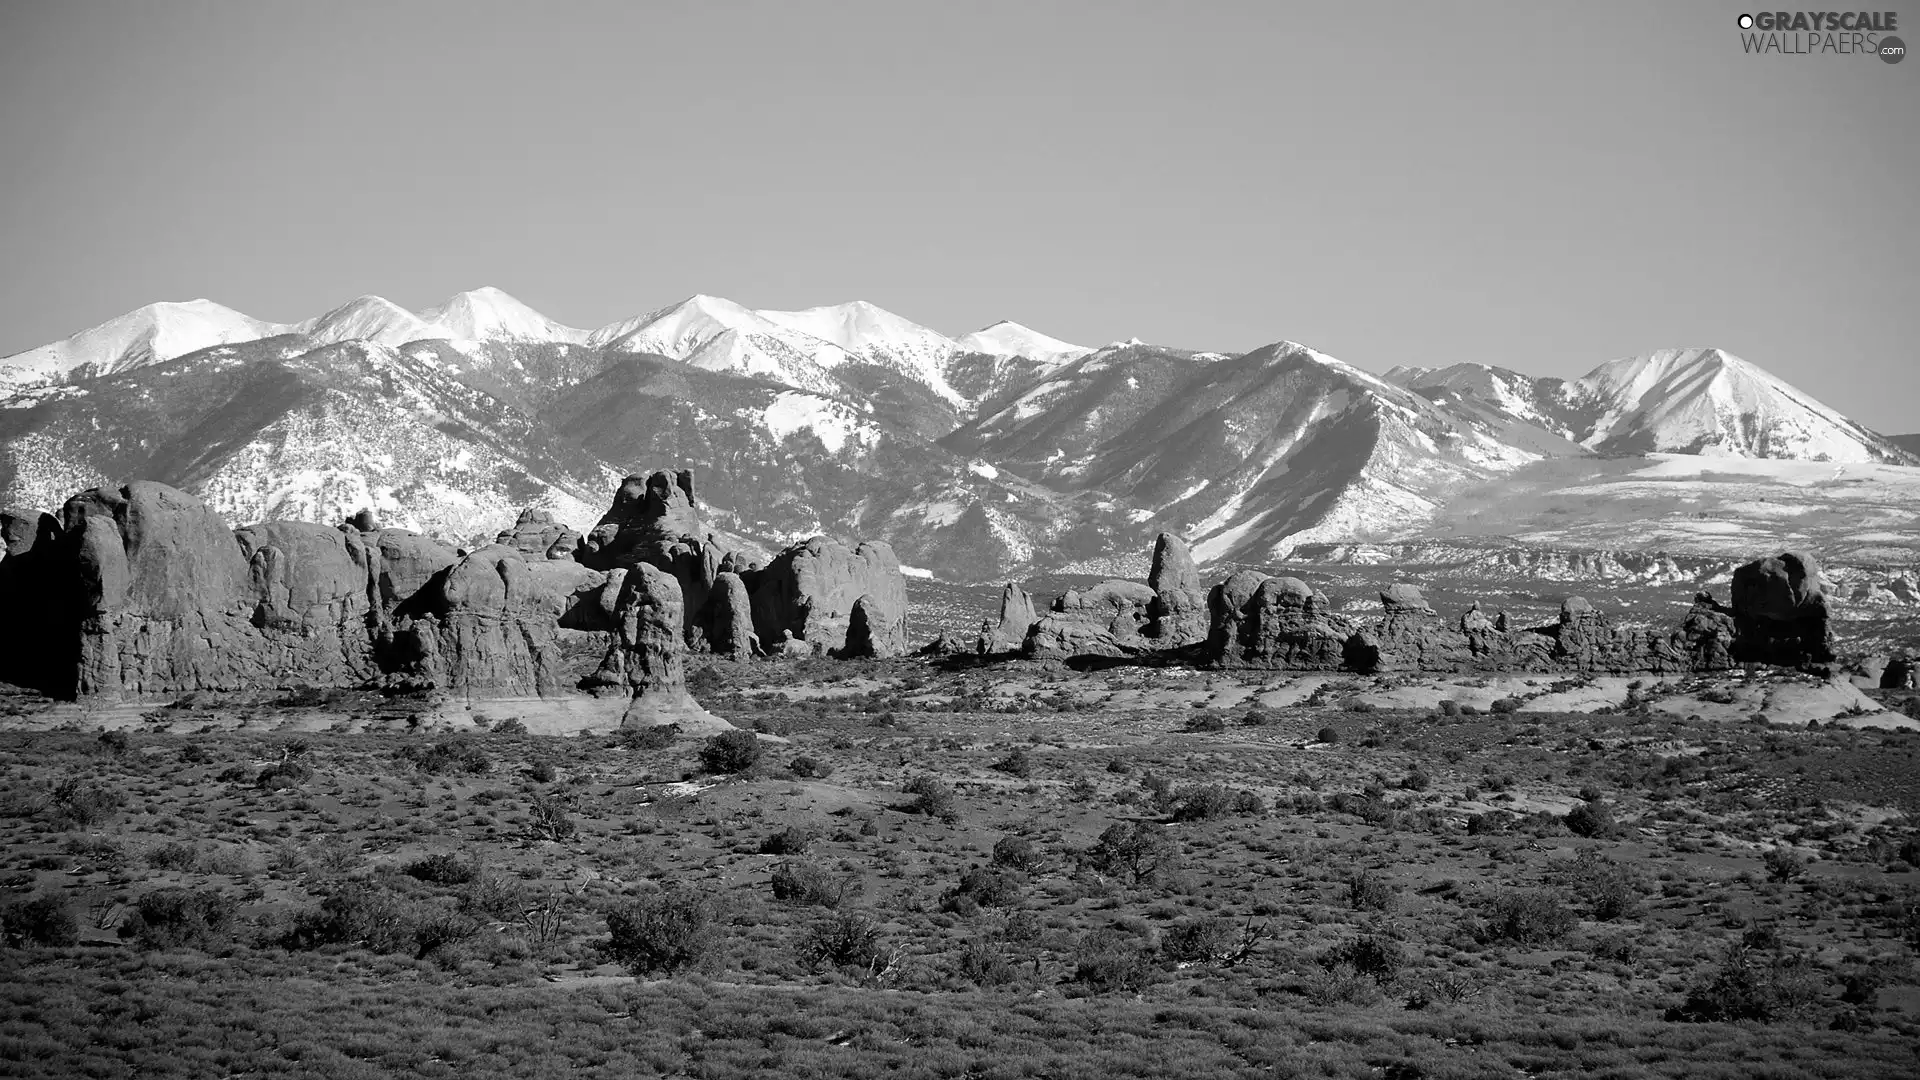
[1,0,1915,429]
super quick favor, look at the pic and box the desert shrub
[788,756,833,779]
[1161,916,1267,968]
[527,760,557,783]
[282,880,413,953]
[45,778,124,829]
[256,755,312,791]
[404,852,478,886]
[1481,890,1576,945]
[1489,697,1520,715]
[1564,797,1619,839]
[1561,848,1646,921]
[121,888,238,950]
[1,895,79,948]
[1457,704,1481,716]
[490,716,528,736]
[991,747,1034,778]
[956,939,1018,986]
[1071,927,1157,994]
[1671,945,1825,1022]
[525,795,577,842]
[145,840,200,872]
[606,887,725,975]
[1400,770,1431,792]
[946,866,1023,911]
[1232,789,1266,815]
[1182,714,1227,733]
[699,730,763,774]
[770,859,861,908]
[1241,708,1278,727]
[95,729,131,756]
[1346,868,1400,912]
[1762,847,1808,883]
[1438,699,1460,716]
[617,724,681,752]
[1137,771,1176,814]
[1316,726,1341,743]
[991,835,1038,872]
[795,911,889,974]
[1588,931,1641,964]
[1085,821,1178,887]
[1170,784,1236,822]
[1466,810,1514,836]
[1320,934,1406,985]
[761,823,819,856]
[902,775,958,822]
[398,738,492,776]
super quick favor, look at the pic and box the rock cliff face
[1729,551,1834,668]
[748,535,908,655]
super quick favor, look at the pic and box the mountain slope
[1392,348,1913,464]
[585,295,850,396]
[757,301,965,406]
[0,300,292,392]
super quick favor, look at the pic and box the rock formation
[1023,580,1157,659]
[1205,574,1354,670]
[840,593,905,659]
[496,508,581,560]
[749,536,908,655]
[980,582,1036,654]
[704,571,758,658]
[590,563,722,731]
[0,508,67,691]
[1144,533,1208,646]
[577,470,722,648]
[1729,551,1834,668]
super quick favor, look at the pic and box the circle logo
[1738,13,1754,29]
[1881,35,1906,63]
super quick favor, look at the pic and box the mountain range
[3,287,1915,581]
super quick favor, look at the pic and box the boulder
[704,571,757,658]
[1023,580,1156,659]
[840,593,904,659]
[0,508,67,691]
[1379,583,1434,615]
[749,535,908,654]
[918,628,970,657]
[1730,551,1834,667]
[981,581,1036,653]
[1144,533,1208,646]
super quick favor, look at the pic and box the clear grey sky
[1,1,1914,429]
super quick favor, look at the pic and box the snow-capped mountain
[757,301,966,406]
[585,294,850,396]
[955,320,1092,367]
[1391,348,1913,464]
[0,300,293,392]
[5,287,1916,579]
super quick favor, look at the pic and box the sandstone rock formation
[1144,533,1208,646]
[577,470,722,648]
[1729,551,1834,668]
[840,594,904,659]
[590,563,723,731]
[496,508,581,560]
[1206,574,1353,670]
[979,582,1036,654]
[749,536,908,655]
[704,571,758,658]
[1024,580,1157,660]
[0,508,68,691]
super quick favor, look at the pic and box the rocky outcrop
[232,521,381,687]
[980,582,1036,654]
[587,563,723,730]
[704,571,758,658]
[1207,574,1354,670]
[1730,551,1834,668]
[749,536,908,654]
[1144,533,1207,646]
[495,508,581,560]
[1024,580,1157,659]
[0,508,69,691]
[840,594,904,659]
[386,543,609,699]
[576,470,722,648]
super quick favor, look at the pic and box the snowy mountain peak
[0,298,291,391]
[757,300,966,405]
[953,320,1091,366]
[297,295,439,347]
[416,287,586,345]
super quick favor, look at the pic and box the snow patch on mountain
[954,320,1091,366]
[758,300,966,406]
[759,391,881,454]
